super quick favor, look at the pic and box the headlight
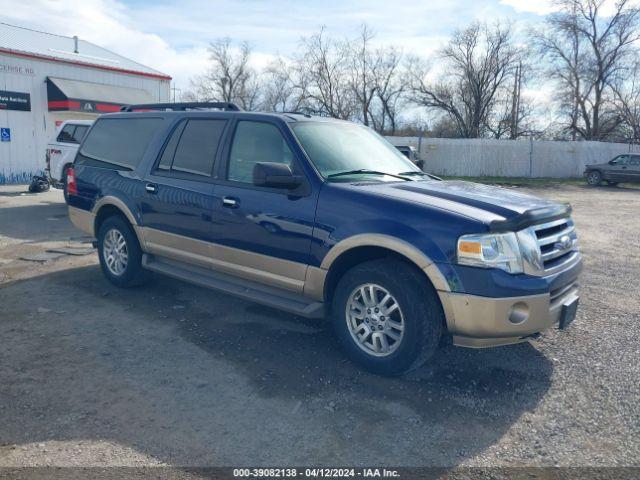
[457,232,523,274]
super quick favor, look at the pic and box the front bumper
[438,275,580,348]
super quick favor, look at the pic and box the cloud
[500,0,637,16]
[0,0,584,94]
[499,0,556,15]
[0,0,209,90]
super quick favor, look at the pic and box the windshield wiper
[399,171,442,181]
[327,169,411,181]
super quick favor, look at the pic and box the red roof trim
[0,48,172,81]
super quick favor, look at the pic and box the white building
[0,23,171,184]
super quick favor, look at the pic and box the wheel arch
[92,197,144,248]
[309,234,450,304]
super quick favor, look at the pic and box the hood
[586,162,609,168]
[346,180,570,231]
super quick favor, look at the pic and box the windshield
[291,122,422,180]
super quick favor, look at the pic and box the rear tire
[331,259,443,376]
[586,170,602,186]
[97,216,151,288]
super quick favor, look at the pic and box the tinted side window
[170,119,226,177]
[629,156,640,166]
[227,121,293,183]
[157,121,187,171]
[615,155,629,165]
[57,124,76,143]
[72,125,89,143]
[77,118,163,170]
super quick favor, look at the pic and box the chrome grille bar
[536,224,575,247]
[519,216,580,276]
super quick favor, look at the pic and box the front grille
[531,217,579,274]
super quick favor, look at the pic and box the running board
[142,254,325,319]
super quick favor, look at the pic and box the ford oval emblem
[555,235,572,251]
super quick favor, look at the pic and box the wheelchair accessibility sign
[1,128,10,142]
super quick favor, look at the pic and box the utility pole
[171,84,182,103]
[510,62,522,140]
[570,1,579,141]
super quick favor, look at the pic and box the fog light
[508,302,529,325]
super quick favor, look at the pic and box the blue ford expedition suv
[67,102,582,375]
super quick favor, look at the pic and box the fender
[92,196,146,248]
[92,195,139,226]
[304,233,451,302]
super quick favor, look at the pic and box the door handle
[145,183,158,194]
[222,196,238,208]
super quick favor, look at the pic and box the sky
[0,0,566,94]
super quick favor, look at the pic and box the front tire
[586,170,602,186]
[97,216,150,288]
[331,259,443,376]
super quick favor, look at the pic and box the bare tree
[348,25,379,126]
[261,56,309,112]
[188,38,261,110]
[535,0,640,140]
[299,28,356,119]
[372,46,406,134]
[409,22,519,138]
[612,61,640,143]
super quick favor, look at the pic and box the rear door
[139,117,228,268]
[209,118,318,293]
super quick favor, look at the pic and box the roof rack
[120,102,242,112]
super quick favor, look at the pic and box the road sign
[0,128,10,142]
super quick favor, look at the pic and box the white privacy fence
[385,136,640,178]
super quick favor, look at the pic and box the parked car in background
[394,145,424,170]
[67,103,582,375]
[584,154,640,186]
[46,120,93,200]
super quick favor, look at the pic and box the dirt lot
[0,183,638,469]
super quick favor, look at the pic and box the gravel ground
[0,184,638,470]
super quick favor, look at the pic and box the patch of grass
[440,176,586,187]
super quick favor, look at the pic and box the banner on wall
[0,90,31,111]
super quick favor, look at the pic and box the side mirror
[609,159,617,165]
[253,162,302,189]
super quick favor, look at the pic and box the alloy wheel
[103,228,129,276]
[345,283,405,357]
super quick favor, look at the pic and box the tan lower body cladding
[70,205,573,348]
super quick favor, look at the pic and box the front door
[210,119,318,293]
[139,117,227,268]
[608,155,631,182]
